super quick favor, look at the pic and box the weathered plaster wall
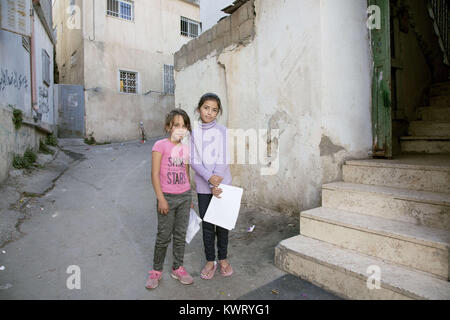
[0,109,45,184]
[0,30,32,116]
[175,0,373,214]
[34,13,55,127]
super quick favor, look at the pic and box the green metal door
[369,0,392,158]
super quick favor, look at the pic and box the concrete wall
[0,30,32,116]
[53,0,85,85]
[175,0,372,214]
[0,21,50,184]
[34,12,55,127]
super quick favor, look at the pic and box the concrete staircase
[275,82,450,302]
[275,155,450,299]
[401,82,450,154]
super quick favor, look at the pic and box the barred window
[119,70,137,94]
[107,0,133,21]
[181,16,201,38]
[163,65,175,95]
[42,49,50,86]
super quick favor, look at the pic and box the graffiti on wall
[0,68,29,92]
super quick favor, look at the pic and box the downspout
[89,0,95,41]
[30,2,38,120]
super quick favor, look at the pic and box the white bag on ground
[186,208,202,244]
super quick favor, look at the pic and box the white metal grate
[181,16,201,38]
[107,0,133,21]
[120,70,137,94]
[164,65,175,95]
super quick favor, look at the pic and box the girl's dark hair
[165,108,192,132]
[196,93,223,115]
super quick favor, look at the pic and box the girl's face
[199,99,219,124]
[168,115,188,142]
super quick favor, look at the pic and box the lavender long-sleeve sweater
[190,120,232,194]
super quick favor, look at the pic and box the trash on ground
[52,212,59,218]
[40,207,44,211]
[288,224,295,227]
[271,289,279,295]
[0,283,12,290]
[1,250,5,254]
[0,266,5,271]
[247,225,255,233]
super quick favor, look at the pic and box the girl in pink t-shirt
[145,109,194,290]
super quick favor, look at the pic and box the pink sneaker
[145,270,162,289]
[171,266,194,285]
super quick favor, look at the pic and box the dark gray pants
[153,190,191,271]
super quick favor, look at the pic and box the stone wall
[175,0,255,72]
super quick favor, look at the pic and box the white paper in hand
[203,184,243,230]
[186,208,202,244]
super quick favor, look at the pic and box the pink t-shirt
[152,138,190,194]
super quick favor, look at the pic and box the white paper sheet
[203,184,243,230]
[186,208,202,244]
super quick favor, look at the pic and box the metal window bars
[107,0,133,21]
[120,71,137,94]
[164,65,175,95]
[181,16,201,38]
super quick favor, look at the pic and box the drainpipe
[30,1,39,120]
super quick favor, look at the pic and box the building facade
[0,0,56,184]
[53,0,200,142]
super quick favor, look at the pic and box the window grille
[107,0,133,21]
[120,70,137,94]
[42,49,50,86]
[164,65,175,95]
[181,16,201,38]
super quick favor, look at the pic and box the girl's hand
[209,175,223,187]
[211,186,223,199]
[158,197,169,215]
[190,202,194,209]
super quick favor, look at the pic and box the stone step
[275,235,450,300]
[300,207,450,280]
[430,94,450,108]
[430,82,450,96]
[417,107,450,121]
[400,136,450,154]
[343,157,450,193]
[409,121,450,136]
[321,182,450,230]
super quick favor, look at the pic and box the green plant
[12,149,37,169]
[39,140,55,155]
[45,134,58,147]
[84,132,96,145]
[11,107,23,130]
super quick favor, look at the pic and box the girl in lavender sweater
[190,93,233,279]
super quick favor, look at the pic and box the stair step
[430,94,450,108]
[275,235,450,300]
[321,182,450,230]
[343,156,450,193]
[400,136,450,154]
[409,121,450,136]
[418,107,450,121]
[431,82,450,97]
[300,207,450,280]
